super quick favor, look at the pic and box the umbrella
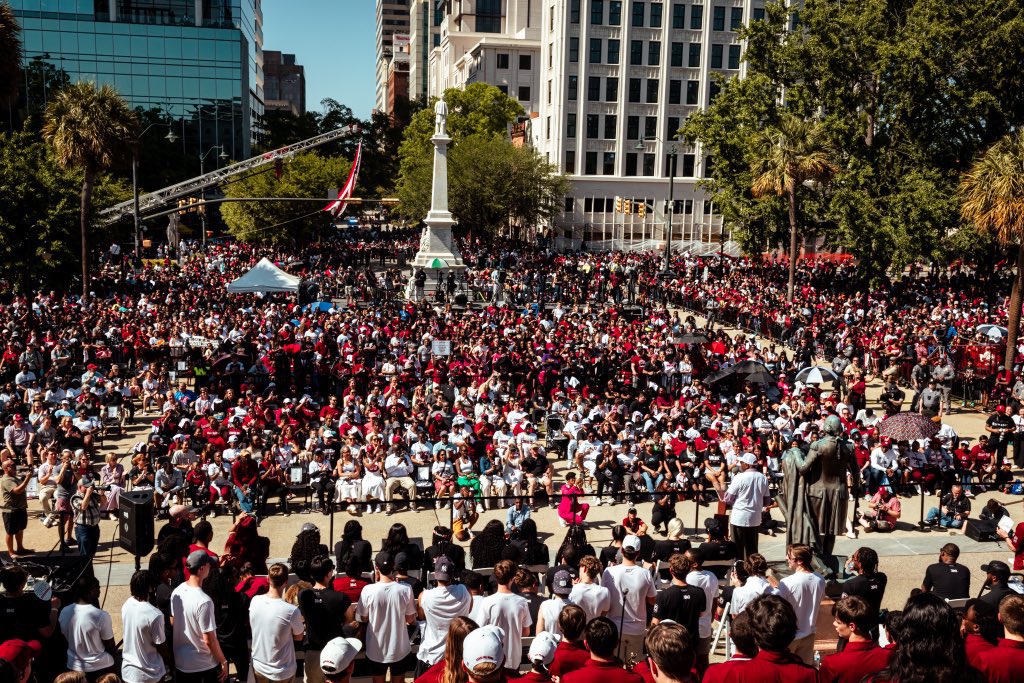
[674,332,709,345]
[303,301,336,313]
[878,412,940,441]
[703,367,734,385]
[210,352,248,374]
[730,360,772,375]
[977,324,1008,340]
[744,370,776,385]
[795,366,840,385]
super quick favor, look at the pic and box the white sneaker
[476,503,484,514]
[559,517,567,527]
[436,501,443,510]
[592,496,602,506]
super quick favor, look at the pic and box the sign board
[431,340,452,356]
[393,33,411,62]
[187,336,218,349]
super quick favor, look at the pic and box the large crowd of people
[2,233,1024,682]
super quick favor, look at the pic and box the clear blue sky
[262,1,377,119]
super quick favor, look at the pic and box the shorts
[368,653,414,678]
[2,507,28,535]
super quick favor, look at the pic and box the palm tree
[750,113,838,302]
[960,129,1024,372]
[0,2,22,105]
[43,82,137,296]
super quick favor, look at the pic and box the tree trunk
[787,186,798,303]
[1004,241,1024,372]
[80,168,95,298]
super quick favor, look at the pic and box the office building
[10,0,263,161]
[409,0,442,102]
[375,0,411,113]
[430,0,763,251]
[264,51,306,116]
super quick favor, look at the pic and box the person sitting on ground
[818,596,891,683]
[976,594,1024,683]
[924,484,971,529]
[702,612,756,683]
[549,605,590,679]
[561,617,644,683]
[858,487,901,532]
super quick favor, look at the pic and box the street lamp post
[199,145,229,249]
[132,123,178,260]
[637,136,679,273]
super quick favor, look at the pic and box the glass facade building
[11,0,264,160]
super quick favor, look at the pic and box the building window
[565,152,576,174]
[688,43,700,67]
[626,153,638,176]
[731,6,743,30]
[713,6,725,30]
[569,75,578,100]
[669,79,681,104]
[630,40,643,65]
[753,7,765,21]
[667,116,680,140]
[549,43,554,68]
[518,85,532,101]
[672,2,685,28]
[603,152,616,175]
[591,0,604,24]
[629,78,642,102]
[604,114,617,139]
[588,76,601,100]
[570,37,579,62]
[728,44,740,69]
[711,44,723,68]
[709,81,720,103]
[546,116,551,139]
[567,113,577,137]
[643,153,655,176]
[686,79,699,104]
[627,116,640,140]
[477,0,502,32]
[690,4,703,29]
[607,39,620,63]
[606,77,619,101]
[648,41,661,65]
[520,54,532,69]
[590,38,602,63]
[571,0,581,23]
[646,79,659,103]
[632,1,645,26]
[548,80,552,103]
[585,151,598,174]
[609,0,622,24]
[682,198,694,213]
[584,197,594,212]
[497,53,509,69]
[587,114,599,138]
[650,2,663,27]
[564,195,575,211]
[671,42,684,67]
[644,116,658,139]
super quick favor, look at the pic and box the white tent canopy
[226,258,300,294]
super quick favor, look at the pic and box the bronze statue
[798,415,859,557]
[779,444,816,547]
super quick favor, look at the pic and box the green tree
[750,114,837,302]
[43,82,136,296]
[960,130,1024,372]
[0,2,20,106]
[220,152,347,244]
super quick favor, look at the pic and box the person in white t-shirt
[602,534,657,661]
[250,563,306,682]
[768,543,825,665]
[536,570,573,635]
[121,570,170,683]
[683,548,719,676]
[171,550,229,683]
[568,555,611,622]
[415,555,472,676]
[477,559,533,672]
[356,551,417,683]
[58,576,117,677]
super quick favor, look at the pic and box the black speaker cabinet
[119,489,155,557]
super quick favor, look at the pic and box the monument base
[410,216,466,272]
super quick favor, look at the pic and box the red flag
[324,142,362,216]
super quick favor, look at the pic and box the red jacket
[702,657,753,683]
[818,640,890,683]
[414,661,443,683]
[549,641,592,679]
[561,658,645,683]
[977,638,1024,683]
[704,650,818,683]
[964,633,996,670]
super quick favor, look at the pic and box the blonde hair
[440,616,479,683]
[54,674,87,683]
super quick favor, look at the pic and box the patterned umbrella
[674,332,709,345]
[878,412,940,441]
[977,324,1008,340]
[795,366,840,385]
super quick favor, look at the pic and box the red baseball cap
[0,639,41,670]
[997,405,1007,413]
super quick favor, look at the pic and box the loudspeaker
[965,518,997,542]
[119,489,155,556]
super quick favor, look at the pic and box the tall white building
[376,0,412,113]
[429,0,765,251]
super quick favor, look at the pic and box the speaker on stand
[119,489,155,569]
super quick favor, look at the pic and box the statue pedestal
[409,115,466,284]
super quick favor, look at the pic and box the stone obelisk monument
[410,96,466,275]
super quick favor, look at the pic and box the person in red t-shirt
[961,599,999,670]
[712,595,817,683]
[702,612,756,683]
[549,605,591,680]
[561,618,644,683]
[977,594,1024,683]
[818,597,891,683]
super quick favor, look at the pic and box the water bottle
[813,650,821,668]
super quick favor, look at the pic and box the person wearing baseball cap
[415,555,472,676]
[603,535,656,660]
[462,625,507,683]
[979,560,1015,607]
[720,451,768,560]
[0,639,40,683]
[320,637,363,683]
[536,570,573,635]
[514,631,561,683]
[171,549,228,682]
[356,551,417,683]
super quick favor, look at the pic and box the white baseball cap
[739,452,757,466]
[622,534,642,552]
[320,637,362,676]
[529,632,561,666]
[462,625,506,672]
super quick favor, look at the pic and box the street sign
[431,340,452,356]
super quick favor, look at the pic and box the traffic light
[615,197,623,213]
[637,201,647,218]
[178,199,188,216]
[623,199,632,214]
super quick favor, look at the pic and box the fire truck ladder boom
[98,125,360,227]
